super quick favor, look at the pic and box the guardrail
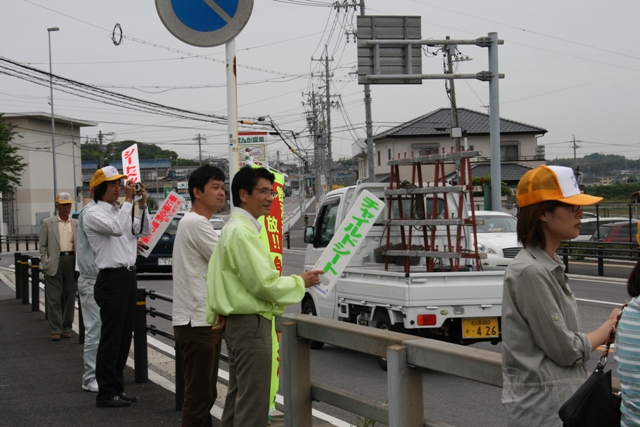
[12,267,189,412]
[277,313,620,427]
[133,288,185,411]
[14,256,618,426]
[131,288,230,412]
[558,240,640,275]
[13,253,42,313]
[0,235,39,253]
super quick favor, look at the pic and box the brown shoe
[61,331,73,339]
[51,333,61,341]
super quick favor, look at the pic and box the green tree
[472,176,511,196]
[174,158,200,166]
[0,114,27,197]
[590,183,640,202]
[80,139,179,166]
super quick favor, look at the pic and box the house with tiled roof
[353,108,547,184]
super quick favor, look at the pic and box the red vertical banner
[121,143,141,183]
[259,172,284,275]
[254,167,285,416]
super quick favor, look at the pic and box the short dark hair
[93,181,109,202]
[231,166,275,207]
[628,261,640,298]
[188,165,226,200]
[517,200,563,249]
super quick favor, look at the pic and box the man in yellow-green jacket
[206,166,323,427]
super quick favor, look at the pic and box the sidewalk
[0,292,191,427]
[0,268,338,427]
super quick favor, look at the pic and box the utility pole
[194,133,206,165]
[354,0,376,182]
[311,91,320,207]
[571,134,581,170]
[445,39,461,153]
[336,0,375,182]
[312,46,335,190]
[571,134,583,182]
[98,131,104,168]
[324,46,333,189]
[71,122,78,212]
[307,90,327,212]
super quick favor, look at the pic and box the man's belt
[102,265,137,272]
[60,251,75,256]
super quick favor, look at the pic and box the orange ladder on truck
[384,148,483,273]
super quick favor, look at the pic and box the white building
[3,112,96,235]
[353,108,547,183]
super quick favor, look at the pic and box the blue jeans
[78,274,101,385]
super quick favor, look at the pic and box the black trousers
[94,268,137,402]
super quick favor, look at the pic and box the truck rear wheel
[374,311,394,371]
[302,299,325,350]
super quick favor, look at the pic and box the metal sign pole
[155,0,254,207]
[227,38,239,205]
[488,32,502,212]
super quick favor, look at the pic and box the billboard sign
[239,131,267,160]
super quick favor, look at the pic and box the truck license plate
[158,258,172,266]
[462,318,499,339]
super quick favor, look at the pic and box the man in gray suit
[39,192,78,341]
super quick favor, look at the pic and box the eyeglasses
[254,187,278,198]
[558,203,581,212]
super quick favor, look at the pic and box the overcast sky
[2,0,639,165]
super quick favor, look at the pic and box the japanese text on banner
[138,191,185,258]
[121,143,141,183]
[311,190,384,298]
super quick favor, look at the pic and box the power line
[0,56,228,125]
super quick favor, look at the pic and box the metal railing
[15,255,620,426]
[1,235,39,253]
[277,313,619,427]
[15,277,189,412]
[558,240,640,275]
[132,288,185,411]
[131,289,230,412]
[13,253,42,313]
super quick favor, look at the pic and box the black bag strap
[599,304,627,367]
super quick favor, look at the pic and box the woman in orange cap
[501,165,620,426]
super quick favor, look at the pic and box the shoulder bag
[558,305,625,427]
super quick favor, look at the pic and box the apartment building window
[501,145,519,161]
[411,142,439,155]
[377,150,381,167]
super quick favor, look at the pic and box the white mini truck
[302,182,504,367]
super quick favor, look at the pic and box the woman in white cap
[501,165,620,426]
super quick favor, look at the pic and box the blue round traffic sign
[156,0,254,47]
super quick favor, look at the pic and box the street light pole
[47,26,60,203]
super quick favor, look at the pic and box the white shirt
[172,211,219,327]
[235,207,263,233]
[57,214,74,252]
[82,200,151,270]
